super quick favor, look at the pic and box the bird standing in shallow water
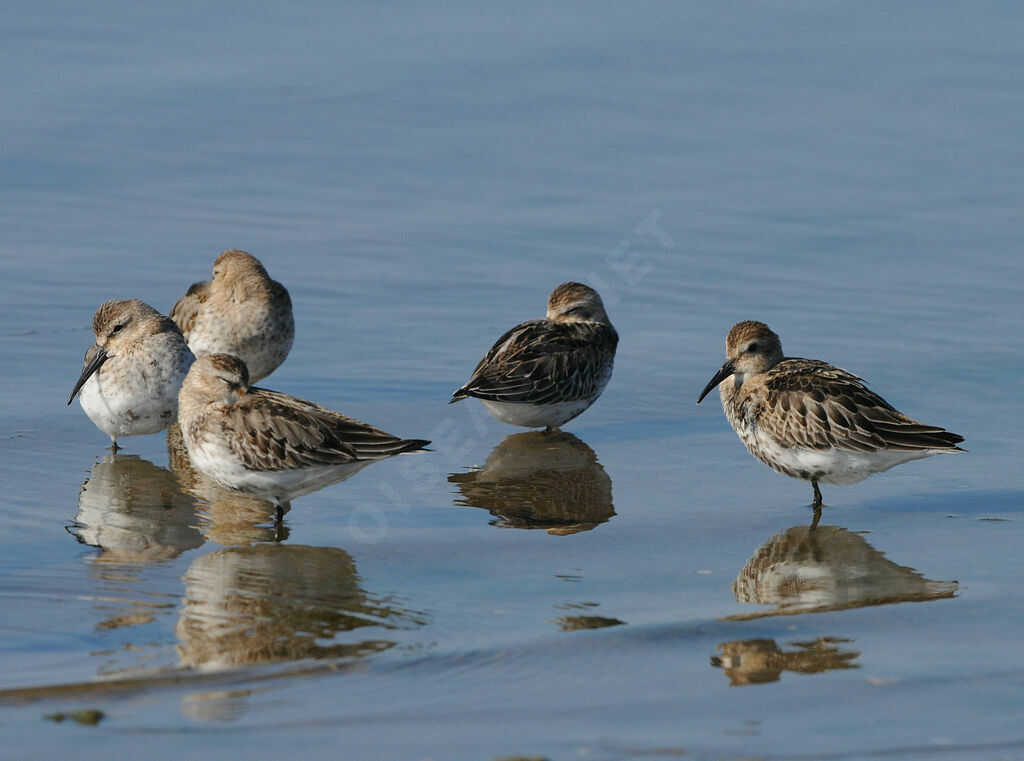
[178,354,429,520]
[697,321,965,528]
[450,282,618,431]
[171,250,294,382]
[69,299,195,450]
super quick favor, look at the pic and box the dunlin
[171,250,294,382]
[68,299,195,449]
[450,282,618,430]
[697,320,965,525]
[178,354,429,518]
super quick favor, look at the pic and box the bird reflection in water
[710,524,956,686]
[449,431,614,535]
[168,423,287,544]
[552,601,626,631]
[70,453,204,563]
[712,637,859,686]
[176,544,428,671]
[726,524,958,619]
[68,453,204,632]
[180,689,254,724]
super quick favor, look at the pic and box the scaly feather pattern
[214,387,427,472]
[750,359,964,454]
[452,320,617,405]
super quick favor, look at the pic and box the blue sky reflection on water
[1,2,1023,760]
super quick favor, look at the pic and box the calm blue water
[2,2,1023,760]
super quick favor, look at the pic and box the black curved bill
[68,345,109,405]
[697,361,734,404]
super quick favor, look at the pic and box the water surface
[2,2,1023,759]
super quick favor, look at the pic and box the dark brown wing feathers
[757,359,964,453]
[222,388,428,471]
[452,320,617,404]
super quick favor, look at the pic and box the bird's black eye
[747,342,759,353]
[110,323,126,335]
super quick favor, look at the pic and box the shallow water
[2,2,1023,759]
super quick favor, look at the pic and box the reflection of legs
[273,521,288,543]
[269,497,293,542]
[810,481,823,531]
[272,502,289,542]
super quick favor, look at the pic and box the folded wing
[223,388,428,471]
[451,320,617,405]
[757,360,965,453]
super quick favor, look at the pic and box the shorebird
[450,282,618,430]
[68,299,195,449]
[177,354,429,519]
[171,250,294,382]
[697,320,964,526]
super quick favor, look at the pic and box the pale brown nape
[212,249,269,280]
[92,299,168,345]
[546,282,610,324]
[198,353,250,387]
[181,353,251,409]
[92,298,158,334]
[725,320,785,376]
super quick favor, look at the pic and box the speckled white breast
[79,348,193,440]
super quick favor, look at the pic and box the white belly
[747,431,945,485]
[186,435,372,503]
[79,367,182,440]
[481,399,593,429]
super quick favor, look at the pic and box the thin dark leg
[275,502,284,523]
[110,440,120,453]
